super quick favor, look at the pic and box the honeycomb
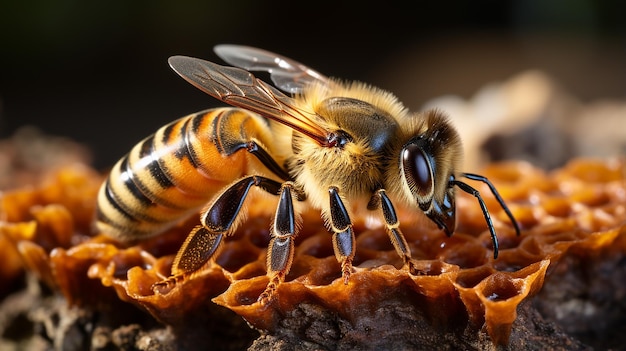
[1,157,625,349]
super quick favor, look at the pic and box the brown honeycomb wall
[1,158,625,350]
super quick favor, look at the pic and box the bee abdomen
[96,108,266,240]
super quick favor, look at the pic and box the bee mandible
[95,45,520,303]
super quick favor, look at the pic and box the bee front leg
[258,182,303,304]
[370,189,416,274]
[328,187,356,284]
[164,175,283,282]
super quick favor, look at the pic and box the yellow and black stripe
[95,107,273,240]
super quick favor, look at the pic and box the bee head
[399,110,462,236]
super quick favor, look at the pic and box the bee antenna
[461,173,521,237]
[451,178,499,259]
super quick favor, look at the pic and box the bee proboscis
[96,45,520,303]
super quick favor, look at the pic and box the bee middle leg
[258,182,304,304]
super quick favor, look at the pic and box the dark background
[1,0,624,170]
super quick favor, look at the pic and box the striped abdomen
[95,107,272,240]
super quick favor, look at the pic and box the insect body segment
[96,107,282,240]
[96,45,520,304]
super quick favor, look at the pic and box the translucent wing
[213,44,329,94]
[168,55,328,144]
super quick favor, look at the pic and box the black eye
[326,130,352,148]
[401,142,433,197]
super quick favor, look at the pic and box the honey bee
[96,45,520,303]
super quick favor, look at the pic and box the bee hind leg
[165,175,283,284]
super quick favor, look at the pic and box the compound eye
[402,143,433,198]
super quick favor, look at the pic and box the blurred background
[0,0,624,174]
